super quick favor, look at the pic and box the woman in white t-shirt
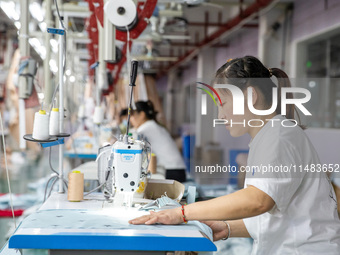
[130,100,187,182]
[130,56,340,254]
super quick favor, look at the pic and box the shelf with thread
[56,133,70,137]
[23,134,58,143]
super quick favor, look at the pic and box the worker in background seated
[118,108,129,135]
[130,100,187,182]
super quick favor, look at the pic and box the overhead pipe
[162,43,230,48]
[187,22,258,28]
[159,0,278,75]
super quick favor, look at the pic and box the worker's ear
[140,111,147,120]
[248,86,258,106]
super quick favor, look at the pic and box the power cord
[84,182,106,197]
[48,147,59,175]
[44,147,68,201]
[47,177,59,199]
[54,0,66,30]
[49,146,68,189]
[43,174,58,202]
[84,165,112,197]
[0,112,16,228]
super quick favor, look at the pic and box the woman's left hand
[129,207,184,225]
[200,221,229,241]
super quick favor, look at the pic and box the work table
[7,193,216,255]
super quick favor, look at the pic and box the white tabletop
[9,193,216,253]
[39,193,104,210]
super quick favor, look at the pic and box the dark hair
[134,100,158,120]
[215,56,302,127]
[119,108,128,118]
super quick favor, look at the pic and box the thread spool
[49,108,59,136]
[148,153,157,174]
[32,110,50,140]
[104,0,137,28]
[93,106,104,125]
[68,170,84,202]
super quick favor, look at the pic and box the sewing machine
[100,60,151,205]
[110,135,150,206]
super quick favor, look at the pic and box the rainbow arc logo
[196,82,222,115]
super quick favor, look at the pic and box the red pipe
[159,0,275,76]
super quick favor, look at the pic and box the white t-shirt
[331,171,340,188]
[137,120,186,170]
[243,115,340,255]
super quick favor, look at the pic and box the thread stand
[56,133,70,138]
[23,134,58,143]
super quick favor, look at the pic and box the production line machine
[98,60,151,205]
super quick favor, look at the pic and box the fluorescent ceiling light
[49,59,58,73]
[39,22,47,32]
[0,1,20,21]
[50,39,58,53]
[29,2,44,22]
[14,21,20,29]
[38,93,45,100]
[29,38,46,60]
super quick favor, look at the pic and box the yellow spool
[68,171,84,202]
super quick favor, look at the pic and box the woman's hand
[129,207,184,225]
[201,221,229,241]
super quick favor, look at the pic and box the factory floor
[0,150,252,255]
[0,150,49,249]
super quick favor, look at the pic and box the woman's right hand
[201,220,229,241]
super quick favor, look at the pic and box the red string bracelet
[181,205,188,224]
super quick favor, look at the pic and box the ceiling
[0,0,275,82]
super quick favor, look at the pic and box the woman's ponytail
[270,68,304,129]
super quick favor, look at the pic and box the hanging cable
[47,177,59,198]
[54,0,66,30]
[84,182,106,197]
[49,147,59,175]
[47,147,68,197]
[44,175,58,202]
[49,147,68,185]
[0,112,16,228]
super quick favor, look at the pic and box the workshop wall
[292,0,340,41]
[215,28,259,68]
